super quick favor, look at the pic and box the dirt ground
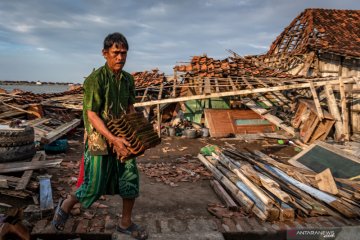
[0,128,300,239]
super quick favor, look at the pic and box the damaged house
[253,8,360,135]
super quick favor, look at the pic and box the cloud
[0,0,358,82]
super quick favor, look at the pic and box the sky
[0,0,359,83]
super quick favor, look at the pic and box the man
[52,32,148,240]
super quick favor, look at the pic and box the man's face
[102,43,127,73]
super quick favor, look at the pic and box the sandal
[51,199,69,231]
[116,223,148,240]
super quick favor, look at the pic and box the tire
[0,126,34,147]
[0,143,36,163]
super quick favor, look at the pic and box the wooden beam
[172,69,177,97]
[204,78,211,94]
[157,104,161,137]
[141,87,149,102]
[134,78,355,107]
[210,180,238,210]
[15,152,45,190]
[242,99,296,135]
[40,118,81,144]
[25,118,50,127]
[158,83,164,100]
[214,78,220,93]
[324,85,343,140]
[0,159,63,174]
[197,154,255,213]
[309,81,324,120]
[339,77,349,140]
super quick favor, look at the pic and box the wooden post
[339,77,349,140]
[204,77,211,94]
[157,83,164,138]
[309,81,324,120]
[324,85,343,140]
[141,87,149,102]
[214,78,220,93]
[172,69,177,97]
[157,104,161,137]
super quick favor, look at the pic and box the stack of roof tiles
[106,112,161,161]
[132,69,168,88]
[267,8,360,58]
[174,55,293,78]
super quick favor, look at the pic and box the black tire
[0,126,34,147]
[0,143,36,163]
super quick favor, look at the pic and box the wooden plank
[25,118,50,127]
[172,69,177,97]
[15,151,45,190]
[210,180,238,210]
[157,104,161,137]
[134,77,355,107]
[242,99,296,135]
[339,77,349,140]
[309,81,324,120]
[324,85,343,140]
[204,78,211,94]
[158,83,164,100]
[41,118,81,144]
[196,77,202,95]
[302,113,320,143]
[197,154,255,213]
[315,168,339,195]
[0,159,62,174]
[0,110,26,119]
[214,78,220,93]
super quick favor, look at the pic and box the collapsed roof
[267,8,360,58]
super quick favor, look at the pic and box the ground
[0,128,306,240]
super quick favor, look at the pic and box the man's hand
[110,136,131,159]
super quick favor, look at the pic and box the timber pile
[198,146,360,222]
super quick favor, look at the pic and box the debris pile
[198,145,360,222]
[132,69,168,88]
